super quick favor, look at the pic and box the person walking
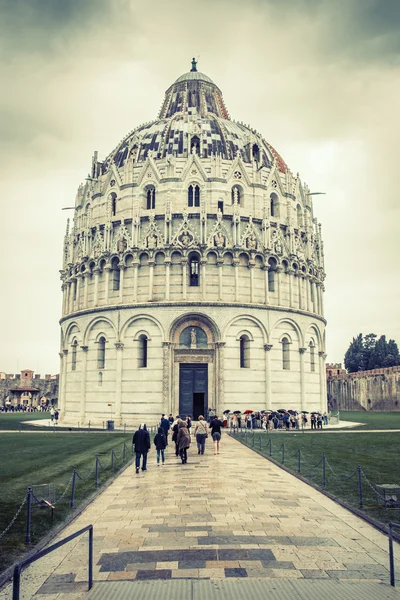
[171,416,181,456]
[177,420,191,464]
[154,427,167,465]
[210,415,224,455]
[160,413,170,445]
[194,416,208,455]
[132,424,150,473]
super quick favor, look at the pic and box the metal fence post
[88,526,93,590]
[322,454,326,489]
[95,456,99,488]
[298,448,301,473]
[123,442,127,462]
[281,443,285,464]
[88,421,91,433]
[111,449,115,474]
[259,434,262,451]
[269,438,272,456]
[25,487,32,545]
[389,523,395,586]
[124,423,126,434]
[70,467,77,508]
[357,466,363,509]
[252,431,255,447]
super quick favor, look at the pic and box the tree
[344,333,400,372]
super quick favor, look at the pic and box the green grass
[338,411,400,430]
[235,429,400,526]
[0,432,133,574]
[0,412,50,430]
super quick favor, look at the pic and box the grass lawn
[234,429,400,526]
[0,432,133,574]
[0,412,50,430]
[338,411,400,430]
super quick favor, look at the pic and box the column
[264,344,273,411]
[276,267,282,306]
[119,265,126,303]
[319,351,327,412]
[76,274,81,309]
[306,275,312,312]
[79,345,88,422]
[115,343,124,421]
[162,342,172,414]
[320,284,325,317]
[182,259,187,300]
[297,273,303,310]
[83,273,89,308]
[61,285,67,316]
[93,267,100,306]
[299,347,307,411]
[69,279,75,313]
[233,260,239,302]
[104,265,111,305]
[148,260,154,301]
[264,266,269,305]
[216,342,225,414]
[288,268,294,307]
[249,263,255,303]
[133,262,139,302]
[201,260,207,301]
[165,260,171,300]
[59,349,68,419]
[217,261,223,301]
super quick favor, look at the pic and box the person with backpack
[132,424,150,473]
[177,420,191,464]
[153,427,167,465]
[160,413,170,445]
[194,415,209,455]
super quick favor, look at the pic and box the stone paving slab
[1,434,400,599]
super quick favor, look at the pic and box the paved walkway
[1,434,399,599]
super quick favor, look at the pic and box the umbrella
[288,410,297,415]
[243,409,253,414]
[223,409,230,414]
[301,410,309,414]
[233,410,241,414]
[277,409,287,413]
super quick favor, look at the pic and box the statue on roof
[191,58,198,72]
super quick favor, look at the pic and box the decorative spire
[191,57,197,72]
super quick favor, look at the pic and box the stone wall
[0,374,59,407]
[327,366,400,411]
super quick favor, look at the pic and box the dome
[102,59,288,174]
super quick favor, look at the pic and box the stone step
[87,579,400,600]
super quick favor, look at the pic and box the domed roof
[102,61,288,174]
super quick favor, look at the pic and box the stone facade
[327,366,400,411]
[1,370,59,407]
[59,62,327,426]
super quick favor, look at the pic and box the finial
[191,57,198,72]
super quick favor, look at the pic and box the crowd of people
[229,410,329,431]
[132,413,224,473]
[0,403,52,413]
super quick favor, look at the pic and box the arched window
[268,269,275,292]
[189,254,200,286]
[112,258,120,291]
[98,336,106,369]
[282,337,290,370]
[146,186,156,210]
[190,136,200,154]
[188,184,200,207]
[218,200,224,213]
[252,144,260,162]
[98,371,103,386]
[270,193,279,218]
[231,185,241,205]
[71,340,78,371]
[138,334,148,368]
[240,335,250,368]
[310,341,316,372]
[110,192,117,217]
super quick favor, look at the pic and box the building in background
[326,363,346,379]
[1,370,59,408]
[59,61,327,426]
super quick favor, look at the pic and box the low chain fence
[0,440,133,554]
[231,428,400,529]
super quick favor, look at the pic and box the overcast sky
[0,0,399,374]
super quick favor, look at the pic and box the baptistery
[59,60,327,425]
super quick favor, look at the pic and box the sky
[0,0,399,374]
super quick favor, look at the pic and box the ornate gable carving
[91,226,105,258]
[112,221,131,254]
[239,216,263,251]
[139,213,165,250]
[171,211,201,249]
[270,227,289,257]
[207,212,232,249]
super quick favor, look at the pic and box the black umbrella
[277,409,287,413]
[288,410,297,415]
[233,410,241,414]
[223,409,230,414]
[301,410,309,414]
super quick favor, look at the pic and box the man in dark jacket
[132,424,150,473]
[160,414,170,445]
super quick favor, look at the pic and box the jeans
[196,433,206,454]
[156,448,165,464]
[135,452,148,470]
[180,448,187,463]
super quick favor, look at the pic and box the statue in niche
[274,239,283,255]
[247,233,257,250]
[191,327,197,348]
[180,232,191,246]
[147,233,158,249]
[214,231,225,248]
[117,238,127,253]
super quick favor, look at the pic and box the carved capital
[318,351,327,359]
[63,349,69,356]
[80,345,89,352]
[299,347,307,354]
[59,352,64,359]
[162,341,173,348]
[115,343,124,351]
[215,342,226,348]
[264,344,273,351]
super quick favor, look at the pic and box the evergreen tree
[344,333,400,372]
[344,334,365,372]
